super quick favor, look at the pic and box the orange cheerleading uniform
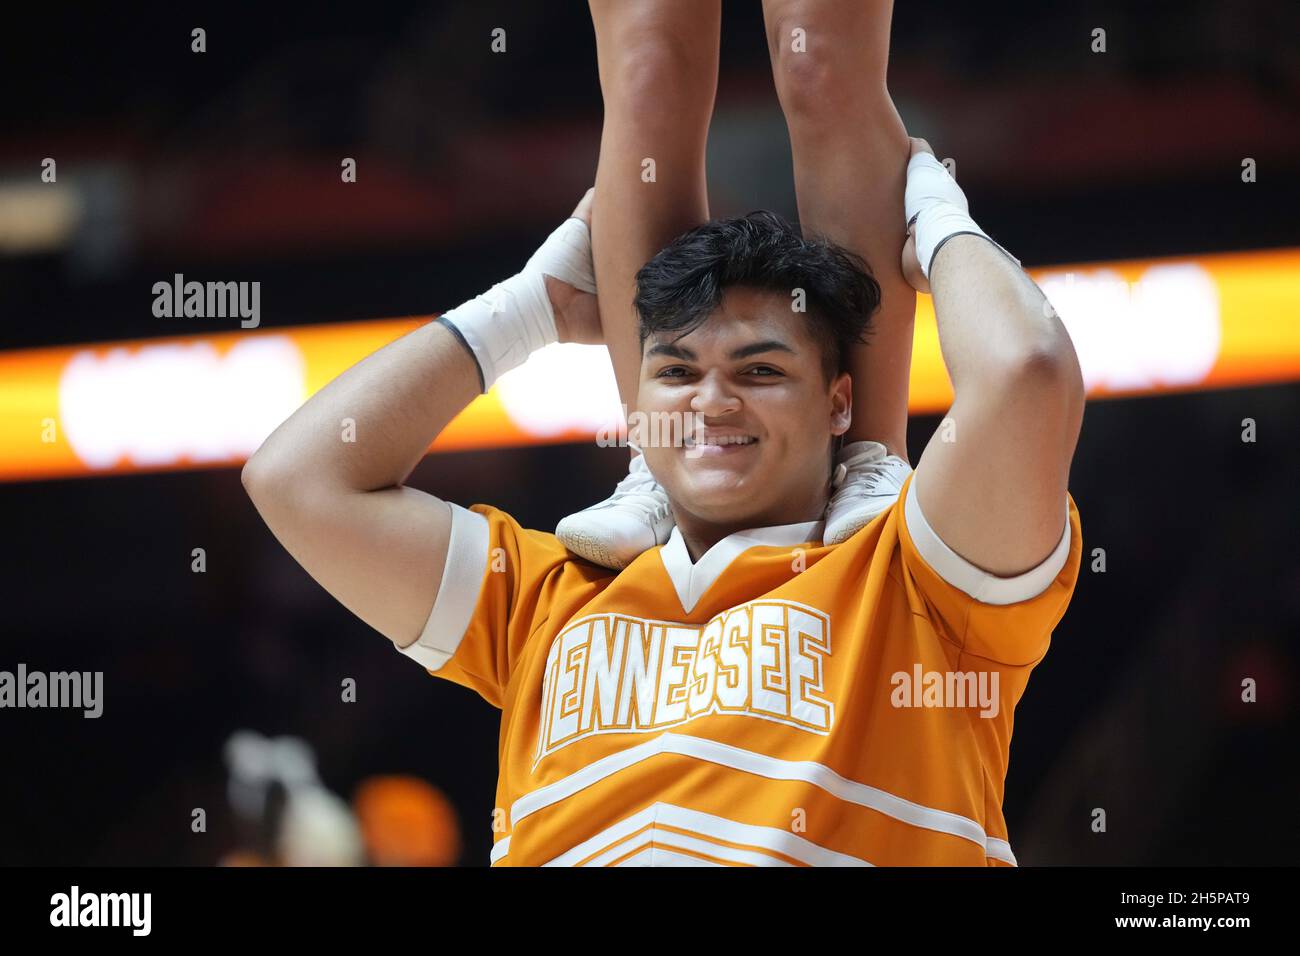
[398,474,1082,866]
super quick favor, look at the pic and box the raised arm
[904,140,1084,577]
[242,191,598,648]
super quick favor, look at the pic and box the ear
[829,371,853,436]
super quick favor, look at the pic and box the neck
[673,495,827,563]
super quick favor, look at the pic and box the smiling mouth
[682,435,759,457]
[684,435,758,448]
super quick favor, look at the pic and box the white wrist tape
[439,216,597,392]
[904,151,1021,279]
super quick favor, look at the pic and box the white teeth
[691,435,755,446]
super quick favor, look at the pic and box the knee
[767,12,888,129]
[771,39,839,125]
[601,34,717,129]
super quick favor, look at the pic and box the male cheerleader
[243,134,1085,865]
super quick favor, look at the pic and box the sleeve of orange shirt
[392,503,576,708]
[895,473,1084,668]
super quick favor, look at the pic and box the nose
[688,370,741,417]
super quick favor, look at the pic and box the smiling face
[637,285,853,533]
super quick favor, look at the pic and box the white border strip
[615,847,723,867]
[659,518,823,614]
[904,480,1070,606]
[397,502,490,670]
[490,834,510,864]
[544,802,868,867]
[987,837,1017,865]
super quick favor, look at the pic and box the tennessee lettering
[535,599,834,765]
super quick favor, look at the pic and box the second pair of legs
[559,0,917,568]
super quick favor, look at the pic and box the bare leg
[763,0,914,459]
[555,3,722,566]
[589,0,722,416]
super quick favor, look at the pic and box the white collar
[657,517,824,614]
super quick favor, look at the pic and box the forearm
[906,145,1081,402]
[244,319,480,493]
[244,195,597,493]
[930,236,1080,398]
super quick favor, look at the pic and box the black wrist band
[434,314,486,395]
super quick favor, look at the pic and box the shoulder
[463,503,618,584]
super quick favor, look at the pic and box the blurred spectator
[221,730,364,867]
[354,775,463,867]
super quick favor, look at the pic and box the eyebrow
[644,339,796,361]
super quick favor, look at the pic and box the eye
[656,366,691,379]
[745,365,782,377]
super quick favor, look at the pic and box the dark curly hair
[634,211,881,385]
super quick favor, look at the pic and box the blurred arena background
[1,1,1297,865]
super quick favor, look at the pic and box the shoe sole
[556,528,631,571]
[824,499,898,546]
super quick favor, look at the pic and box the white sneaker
[555,451,675,569]
[823,440,913,545]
